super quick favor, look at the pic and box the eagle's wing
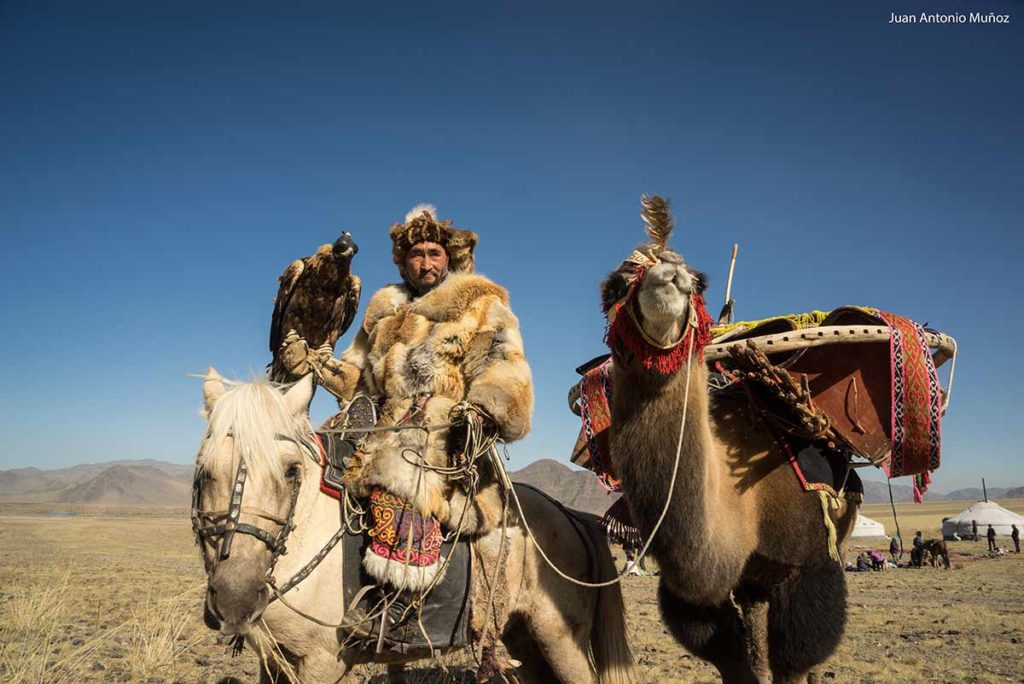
[269,258,306,354]
[340,275,361,342]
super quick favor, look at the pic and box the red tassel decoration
[606,285,713,375]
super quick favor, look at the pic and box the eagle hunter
[268,232,361,382]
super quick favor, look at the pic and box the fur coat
[323,272,533,536]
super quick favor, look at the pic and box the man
[911,531,924,567]
[972,519,979,542]
[888,535,901,565]
[318,205,532,553]
[1012,524,1020,553]
[987,524,997,553]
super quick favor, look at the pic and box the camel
[193,371,634,683]
[598,197,859,682]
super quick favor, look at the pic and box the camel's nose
[672,269,693,293]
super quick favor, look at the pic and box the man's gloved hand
[279,336,312,377]
[462,405,496,434]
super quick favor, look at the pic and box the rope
[817,491,842,563]
[498,295,700,589]
[942,336,958,413]
[320,421,460,435]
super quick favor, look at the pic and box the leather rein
[191,433,319,587]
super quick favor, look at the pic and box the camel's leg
[657,582,757,683]
[740,598,772,683]
[767,564,846,682]
[502,615,560,683]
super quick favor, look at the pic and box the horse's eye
[285,464,301,480]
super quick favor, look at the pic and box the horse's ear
[202,367,226,416]
[283,373,315,416]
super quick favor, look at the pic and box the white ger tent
[851,514,887,539]
[942,501,1024,540]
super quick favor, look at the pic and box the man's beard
[406,269,448,295]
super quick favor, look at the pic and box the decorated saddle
[316,399,471,652]
[571,306,955,501]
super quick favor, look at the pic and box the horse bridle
[191,434,316,575]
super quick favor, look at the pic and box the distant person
[622,547,634,573]
[856,553,870,572]
[869,550,886,571]
[889,535,901,564]
[913,528,929,565]
[987,524,997,553]
[972,519,979,542]
[1012,525,1020,553]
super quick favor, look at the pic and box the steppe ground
[1,500,1022,683]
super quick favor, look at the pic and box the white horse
[194,370,635,683]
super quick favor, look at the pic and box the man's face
[404,241,449,293]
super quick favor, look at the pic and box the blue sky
[1,0,1021,492]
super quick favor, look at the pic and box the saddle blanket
[342,523,471,653]
[315,430,471,653]
[571,307,944,496]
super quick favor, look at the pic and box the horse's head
[600,196,710,371]
[194,369,317,636]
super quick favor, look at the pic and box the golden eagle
[269,232,361,382]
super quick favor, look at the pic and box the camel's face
[601,247,707,348]
[637,251,695,327]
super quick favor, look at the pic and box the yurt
[851,514,887,539]
[942,501,1024,540]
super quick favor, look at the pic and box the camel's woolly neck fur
[610,354,755,605]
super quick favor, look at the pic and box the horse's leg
[298,649,351,683]
[258,659,286,684]
[519,605,596,684]
[766,564,846,682]
[657,582,757,683]
[502,615,560,683]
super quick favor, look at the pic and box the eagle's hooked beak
[332,231,358,259]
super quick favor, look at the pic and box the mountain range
[0,458,1017,511]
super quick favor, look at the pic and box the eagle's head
[332,232,358,259]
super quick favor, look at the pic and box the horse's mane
[197,377,313,489]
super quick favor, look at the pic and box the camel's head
[603,249,707,347]
[600,196,711,367]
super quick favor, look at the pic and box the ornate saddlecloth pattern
[877,312,942,489]
[364,486,443,590]
[571,358,620,492]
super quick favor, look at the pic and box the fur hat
[389,204,478,274]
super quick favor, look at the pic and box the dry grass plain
[1,500,1022,683]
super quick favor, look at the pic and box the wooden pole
[983,478,988,503]
[724,243,739,311]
